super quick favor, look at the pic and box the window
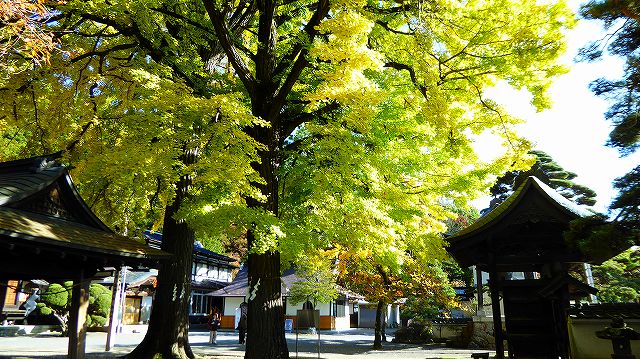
[334,299,346,317]
[210,265,219,280]
[190,290,214,315]
[219,268,230,282]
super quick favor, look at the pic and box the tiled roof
[0,154,62,204]
[208,266,353,298]
[450,176,596,240]
[208,265,248,297]
[0,207,169,261]
[531,177,596,218]
[0,166,63,206]
[143,230,238,266]
[0,154,112,230]
[208,266,305,297]
[569,303,640,319]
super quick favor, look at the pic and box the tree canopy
[592,248,640,303]
[0,1,575,357]
[0,0,57,77]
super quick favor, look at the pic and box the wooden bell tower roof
[447,176,596,272]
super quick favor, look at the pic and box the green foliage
[392,318,434,344]
[592,249,640,303]
[39,282,72,312]
[401,296,444,321]
[398,260,459,321]
[610,166,640,224]
[443,205,480,236]
[441,259,474,288]
[37,281,73,335]
[565,215,635,262]
[287,261,338,308]
[88,284,112,328]
[580,0,640,155]
[36,302,52,316]
[87,315,108,328]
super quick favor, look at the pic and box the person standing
[208,307,221,345]
[237,301,247,344]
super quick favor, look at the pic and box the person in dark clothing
[237,301,248,344]
[208,307,221,345]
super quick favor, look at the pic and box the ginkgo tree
[336,249,457,349]
[0,1,575,358]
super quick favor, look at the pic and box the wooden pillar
[68,270,90,359]
[475,267,484,310]
[489,270,504,359]
[0,280,8,319]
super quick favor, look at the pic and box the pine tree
[580,1,640,224]
[487,149,597,211]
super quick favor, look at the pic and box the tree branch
[203,0,256,96]
[384,61,428,98]
[280,101,339,142]
[150,7,217,36]
[375,20,414,36]
[270,0,330,121]
[70,43,137,63]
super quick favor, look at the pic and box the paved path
[0,328,495,358]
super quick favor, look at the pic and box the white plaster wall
[569,318,640,359]
[316,302,331,316]
[285,300,332,316]
[285,300,303,316]
[224,297,244,316]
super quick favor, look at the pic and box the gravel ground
[0,328,496,358]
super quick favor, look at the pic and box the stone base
[467,318,495,350]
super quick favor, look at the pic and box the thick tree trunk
[204,1,329,357]
[125,150,196,359]
[244,137,289,358]
[373,299,385,350]
[245,239,288,358]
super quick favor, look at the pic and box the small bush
[88,284,112,327]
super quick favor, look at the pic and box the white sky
[475,0,640,213]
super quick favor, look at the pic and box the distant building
[209,266,358,330]
[100,230,239,325]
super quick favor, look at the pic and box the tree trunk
[243,129,289,358]
[53,313,69,337]
[245,239,288,358]
[125,149,196,359]
[373,299,385,350]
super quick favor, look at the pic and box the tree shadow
[286,335,434,356]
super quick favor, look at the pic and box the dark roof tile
[0,207,169,262]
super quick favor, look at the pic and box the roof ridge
[0,153,63,172]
